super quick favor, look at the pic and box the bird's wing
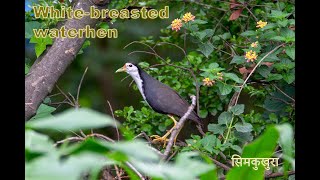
[146,84,192,117]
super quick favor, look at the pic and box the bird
[116,62,202,145]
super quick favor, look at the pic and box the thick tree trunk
[25,0,111,120]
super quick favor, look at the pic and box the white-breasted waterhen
[116,62,202,145]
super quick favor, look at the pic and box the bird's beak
[115,65,126,73]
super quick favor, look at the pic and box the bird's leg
[150,115,177,147]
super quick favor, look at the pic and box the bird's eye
[129,64,132,67]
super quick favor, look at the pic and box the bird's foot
[150,115,178,147]
[150,134,170,147]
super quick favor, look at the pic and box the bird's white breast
[130,72,147,101]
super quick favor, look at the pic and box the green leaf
[269,10,291,19]
[260,23,277,31]
[208,124,225,135]
[230,104,244,115]
[274,58,295,71]
[230,145,242,153]
[285,46,295,60]
[260,31,277,40]
[277,19,288,27]
[226,126,279,180]
[99,22,109,30]
[283,70,295,84]
[78,40,91,55]
[25,130,56,157]
[131,152,216,180]
[216,82,233,95]
[25,64,30,74]
[199,109,208,118]
[25,21,41,38]
[26,108,118,131]
[267,74,283,81]
[198,41,214,58]
[230,55,246,65]
[200,135,216,153]
[30,36,53,57]
[234,131,253,142]
[192,19,208,24]
[218,112,232,125]
[209,63,219,69]
[281,28,295,42]
[26,152,114,180]
[263,96,287,112]
[175,152,216,177]
[224,73,244,83]
[270,36,286,42]
[104,140,159,161]
[240,30,257,37]
[234,122,253,132]
[193,29,215,40]
[276,124,295,170]
[256,65,272,78]
[30,104,56,120]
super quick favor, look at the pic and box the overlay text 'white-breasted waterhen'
[116,62,202,146]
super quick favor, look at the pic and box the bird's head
[115,62,139,76]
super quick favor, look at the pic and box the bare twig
[107,100,120,141]
[124,162,145,180]
[134,132,152,143]
[154,42,187,58]
[134,132,165,158]
[272,84,295,102]
[219,152,233,166]
[76,67,88,107]
[269,96,292,106]
[243,5,258,21]
[124,41,157,54]
[47,92,62,98]
[128,50,166,62]
[163,95,197,159]
[166,150,178,162]
[265,170,295,178]
[87,133,115,142]
[121,75,131,82]
[209,157,231,171]
[114,165,122,180]
[55,85,75,107]
[54,136,84,146]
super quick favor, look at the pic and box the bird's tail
[188,110,206,136]
[188,110,203,126]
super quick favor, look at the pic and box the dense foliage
[25,0,295,179]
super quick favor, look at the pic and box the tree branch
[25,0,111,120]
[265,170,295,179]
[163,95,197,159]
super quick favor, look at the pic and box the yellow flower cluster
[203,78,215,87]
[171,12,195,32]
[245,50,258,62]
[171,18,182,31]
[182,12,195,22]
[217,72,224,80]
[251,41,258,48]
[256,20,267,28]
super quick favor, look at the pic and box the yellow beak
[115,65,126,73]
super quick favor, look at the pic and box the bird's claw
[150,135,169,147]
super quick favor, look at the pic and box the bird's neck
[129,70,147,101]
